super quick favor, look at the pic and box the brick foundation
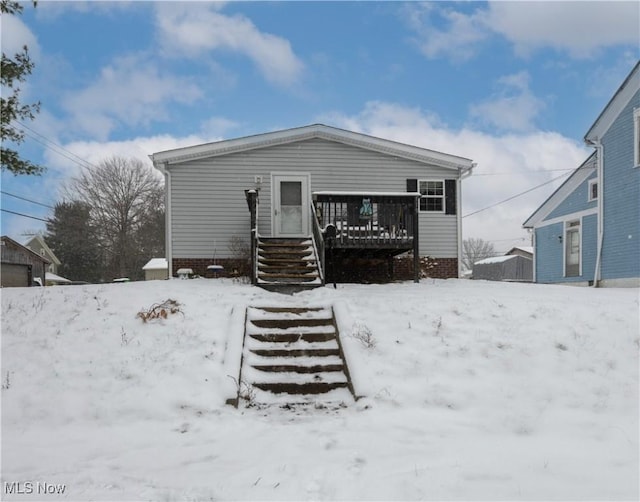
[172,258,250,278]
[393,256,459,280]
[173,256,458,281]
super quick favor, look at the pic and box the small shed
[1,236,50,287]
[142,258,168,280]
[473,255,533,282]
[505,246,533,260]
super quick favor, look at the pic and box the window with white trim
[634,108,640,167]
[418,180,444,212]
[588,179,598,201]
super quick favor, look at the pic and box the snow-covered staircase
[256,238,323,292]
[238,306,354,406]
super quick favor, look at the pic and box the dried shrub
[137,299,182,323]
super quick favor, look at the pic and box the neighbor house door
[272,173,310,237]
[565,220,580,277]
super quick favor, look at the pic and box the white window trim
[563,218,582,278]
[418,179,445,213]
[634,108,640,168]
[588,178,598,202]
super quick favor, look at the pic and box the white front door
[272,173,310,237]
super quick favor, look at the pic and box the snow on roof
[474,255,517,265]
[513,246,534,254]
[142,258,168,270]
[45,272,71,284]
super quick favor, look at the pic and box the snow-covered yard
[1,279,638,500]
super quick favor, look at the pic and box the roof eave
[584,61,640,143]
[151,124,474,172]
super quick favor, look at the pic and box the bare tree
[462,238,496,271]
[65,157,163,279]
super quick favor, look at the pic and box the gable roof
[23,234,62,266]
[585,61,640,144]
[1,235,51,264]
[506,246,533,256]
[151,123,474,172]
[523,152,597,228]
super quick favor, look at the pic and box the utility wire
[1,190,54,209]
[472,168,573,176]
[463,171,571,218]
[1,208,50,223]
[14,120,96,170]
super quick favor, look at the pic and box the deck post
[413,194,420,283]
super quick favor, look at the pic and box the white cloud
[0,10,41,61]
[154,3,304,86]
[321,101,589,250]
[469,71,546,132]
[405,1,639,61]
[62,55,202,140]
[404,3,488,61]
[485,1,640,58]
[43,133,218,183]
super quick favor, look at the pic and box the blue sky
[1,1,638,253]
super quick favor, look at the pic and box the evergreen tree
[1,0,43,175]
[46,201,103,283]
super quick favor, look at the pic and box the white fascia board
[150,124,474,171]
[530,207,597,230]
[523,154,597,228]
[585,61,640,143]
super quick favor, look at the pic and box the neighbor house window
[588,179,598,201]
[634,108,640,167]
[418,180,444,212]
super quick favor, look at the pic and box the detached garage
[1,236,50,287]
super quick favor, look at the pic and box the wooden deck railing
[313,192,419,250]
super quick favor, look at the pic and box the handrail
[310,201,325,285]
[245,190,259,284]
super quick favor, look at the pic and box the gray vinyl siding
[169,138,460,259]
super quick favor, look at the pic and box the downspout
[457,163,476,278]
[591,140,604,287]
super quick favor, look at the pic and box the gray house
[151,124,475,288]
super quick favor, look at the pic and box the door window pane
[281,182,302,206]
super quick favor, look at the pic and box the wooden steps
[238,306,354,406]
[256,237,323,291]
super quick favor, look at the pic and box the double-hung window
[418,180,445,212]
[588,179,598,201]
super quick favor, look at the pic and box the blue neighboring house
[524,61,640,287]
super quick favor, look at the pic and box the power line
[14,119,96,170]
[1,190,54,209]
[463,171,571,218]
[472,168,574,176]
[1,208,50,223]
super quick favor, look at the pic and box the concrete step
[249,332,337,343]
[249,348,341,358]
[252,382,349,395]
[236,304,354,405]
[251,363,344,373]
